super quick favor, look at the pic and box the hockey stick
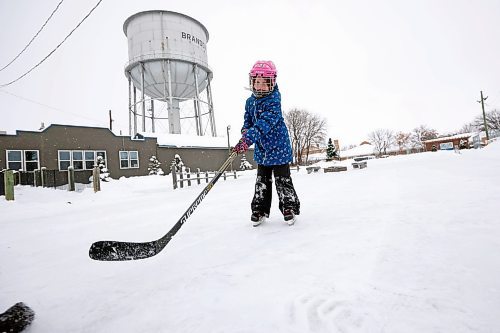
[89,152,238,261]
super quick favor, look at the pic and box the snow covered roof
[423,132,473,143]
[138,132,229,148]
[340,143,376,158]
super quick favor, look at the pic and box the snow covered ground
[1,142,500,333]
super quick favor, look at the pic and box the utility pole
[477,91,490,141]
[109,109,114,131]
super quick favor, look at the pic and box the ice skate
[283,209,296,226]
[251,211,267,227]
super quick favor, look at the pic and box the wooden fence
[2,167,102,200]
[171,166,238,189]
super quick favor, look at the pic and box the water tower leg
[206,80,217,137]
[133,86,137,134]
[151,99,155,133]
[128,75,132,136]
[140,62,146,132]
[193,64,202,136]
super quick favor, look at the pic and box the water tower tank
[123,10,216,136]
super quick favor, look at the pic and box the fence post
[93,166,101,192]
[68,166,75,191]
[205,171,209,183]
[41,167,47,187]
[196,168,201,185]
[34,169,40,187]
[223,171,227,181]
[171,163,177,189]
[4,170,15,201]
[233,170,237,179]
[187,167,191,187]
[179,171,184,188]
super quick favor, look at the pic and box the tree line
[284,108,500,164]
[366,109,500,155]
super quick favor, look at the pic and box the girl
[233,60,300,226]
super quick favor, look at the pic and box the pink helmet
[249,60,277,98]
[249,60,277,78]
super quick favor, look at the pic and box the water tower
[123,10,217,136]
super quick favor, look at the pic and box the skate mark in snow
[289,291,375,332]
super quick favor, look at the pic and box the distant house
[340,142,376,160]
[422,133,473,151]
[0,124,254,181]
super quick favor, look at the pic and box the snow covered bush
[239,154,253,170]
[173,154,186,173]
[148,155,164,175]
[97,156,110,182]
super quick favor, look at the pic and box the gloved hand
[232,136,251,154]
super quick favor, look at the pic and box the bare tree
[284,108,307,164]
[302,114,327,164]
[284,109,327,165]
[395,131,412,153]
[458,122,479,134]
[473,109,500,131]
[410,125,438,149]
[368,129,395,155]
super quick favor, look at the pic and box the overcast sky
[1,0,499,146]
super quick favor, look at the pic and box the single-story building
[422,133,473,151]
[0,124,255,181]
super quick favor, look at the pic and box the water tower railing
[124,51,211,72]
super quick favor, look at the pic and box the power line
[0,0,103,88]
[0,0,65,72]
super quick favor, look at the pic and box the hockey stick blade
[89,240,159,261]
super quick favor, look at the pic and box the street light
[227,125,233,171]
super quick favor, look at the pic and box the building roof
[340,142,376,158]
[423,133,473,143]
[138,132,229,148]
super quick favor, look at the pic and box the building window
[72,151,84,170]
[58,151,71,170]
[119,151,139,169]
[85,151,95,169]
[24,150,39,171]
[6,150,23,171]
[6,150,40,171]
[58,150,107,171]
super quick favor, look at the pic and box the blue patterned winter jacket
[241,85,293,166]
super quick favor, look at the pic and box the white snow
[1,142,500,332]
[341,143,377,158]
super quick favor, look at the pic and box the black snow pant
[251,164,300,217]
